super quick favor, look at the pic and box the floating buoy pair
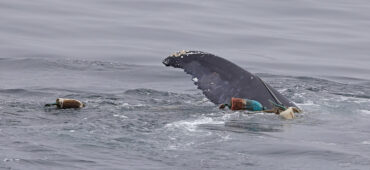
[219,97,301,119]
[45,98,85,109]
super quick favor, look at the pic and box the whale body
[163,50,297,109]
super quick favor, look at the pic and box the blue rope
[269,99,287,110]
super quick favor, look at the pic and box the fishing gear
[220,97,301,119]
[45,98,85,109]
[219,97,264,111]
[269,99,287,110]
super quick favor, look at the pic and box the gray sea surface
[1,0,370,169]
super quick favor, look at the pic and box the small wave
[331,92,370,100]
[0,57,138,72]
[324,75,370,84]
[123,88,207,107]
[38,87,90,94]
[296,76,332,82]
[297,100,320,107]
[0,88,29,94]
[124,88,172,96]
[52,59,137,71]
[0,88,52,96]
[3,158,21,162]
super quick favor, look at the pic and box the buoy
[278,107,301,119]
[219,97,264,111]
[45,98,85,109]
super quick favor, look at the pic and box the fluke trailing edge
[162,50,297,110]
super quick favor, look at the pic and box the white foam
[184,100,192,104]
[196,97,213,105]
[293,93,306,98]
[297,100,320,107]
[353,98,370,104]
[192,77,198,82]
[359,110,370,115]
[121,103,146,109]
[311,141,336,146]
[113,114,128,119]
[3,158,20,162]
[220,134,231,140]
[278,88,287,93]
[165,116,224,132]
[361,141,370,145]
[334,95,370,104]
[337,96,349,102]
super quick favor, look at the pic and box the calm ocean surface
[0,0,370,169]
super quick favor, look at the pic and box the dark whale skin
[163,50,297,109]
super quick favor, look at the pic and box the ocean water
[0,0,370,169]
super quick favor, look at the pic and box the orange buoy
[219,97,264,111]
[230,98,246,110]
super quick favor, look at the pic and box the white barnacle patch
[192,77,198,82]
[171,50,189,57]
[250,76,254,80]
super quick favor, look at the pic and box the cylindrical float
[45,98,85,109]
[230,97,264,111]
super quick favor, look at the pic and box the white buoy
[279,107,301,119]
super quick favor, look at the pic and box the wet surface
[1,0,370,169]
